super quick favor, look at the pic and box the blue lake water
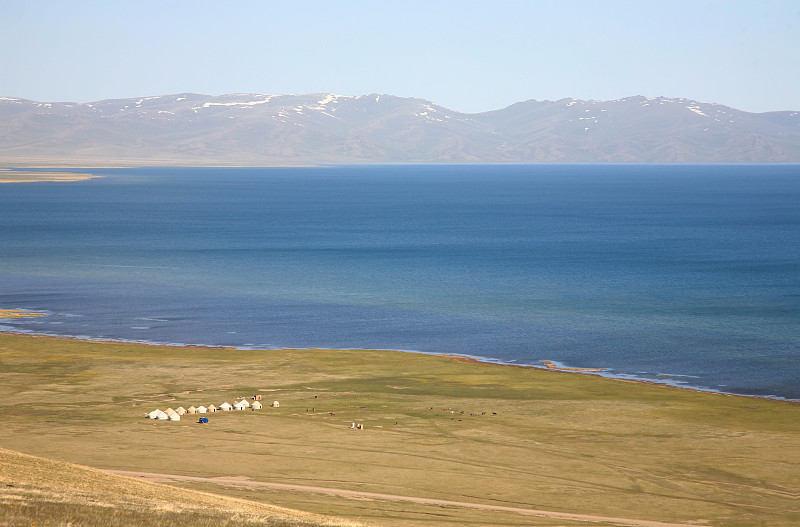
[1,164,798,399]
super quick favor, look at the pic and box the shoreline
[443,353,799,404]
[2,329,796,404]
[0,168,103,183]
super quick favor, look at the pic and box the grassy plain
[0,332,797,526]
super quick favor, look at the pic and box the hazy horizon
[4,91,800,115]
[2,1,799,114]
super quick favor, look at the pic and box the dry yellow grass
[0,447,363,527]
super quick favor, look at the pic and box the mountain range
[1,93,799,165]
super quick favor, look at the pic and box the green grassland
[0,333,797,526]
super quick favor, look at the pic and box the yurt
[146,409,161,419]
[187,406,197,414]
[254,394,262,401]
[165,408,177,416]
[207,404,217,412]
[272,401,280,408]
[252,400,263,410]
[219,402,233,411]
[168,412,181,421]
[238,398,250,408]
[155,410,169,420]
[175,407,187,416]
[196,406,208,414]
[233,401,248,411]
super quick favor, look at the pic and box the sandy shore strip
[0,309,48,319]
[0,168,102,183]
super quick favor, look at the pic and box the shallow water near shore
[1,164,798,399]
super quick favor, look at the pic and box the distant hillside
[1,93,799,165]
[0,447,360,527]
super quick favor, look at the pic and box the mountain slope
[1,93,798,165]
[473,96,800,162]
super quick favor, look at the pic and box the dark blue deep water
[1,164,798,399]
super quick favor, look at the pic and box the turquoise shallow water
[1,164,798,398]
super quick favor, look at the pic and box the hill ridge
[2,93,799,165]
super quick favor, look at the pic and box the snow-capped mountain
[1,93,798,164]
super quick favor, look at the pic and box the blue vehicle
[198,417,209,424]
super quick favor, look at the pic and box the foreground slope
[1,93,798,165]
[0,447,361,527]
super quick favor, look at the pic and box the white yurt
[196,406,208,414]
[168,412,181,421]
[233,401,248,411]
[272,401,280,408]
[146,409,161,419]
[165,408,177,416]
[219,402,233,411]
[187,406,197,414]
[175,407,187,415]
[207,404,217,412]
[155,410,169,420]
[238,398,250,408]
[252,400,263,410]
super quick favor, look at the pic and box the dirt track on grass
[107,469,708,527]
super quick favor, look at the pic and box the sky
[2,0,799,113]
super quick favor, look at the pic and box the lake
[1,164,798,399]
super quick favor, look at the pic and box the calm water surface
[1,164,798,398]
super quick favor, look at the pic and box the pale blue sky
[2,0,799,113]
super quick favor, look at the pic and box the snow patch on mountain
[687,105,709,117]
[311,94,351,109]
[135,96,162,106]
[193,96,275,110]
